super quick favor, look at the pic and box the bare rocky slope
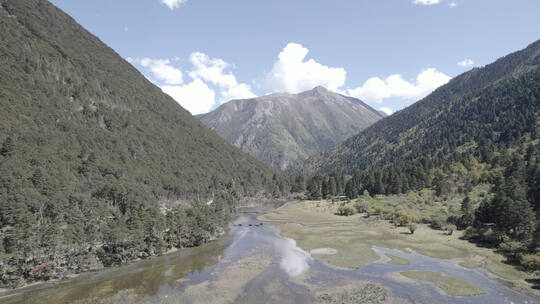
[198,86,384,169]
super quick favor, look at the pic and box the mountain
[0,0,275,287]
[197,86,384,169]
[301,39,540,175]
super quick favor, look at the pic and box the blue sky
[50,0,540,115]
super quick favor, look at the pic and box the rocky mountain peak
[198,87,384,169]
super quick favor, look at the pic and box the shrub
[462,226,478,240]
[443,224,457,235]
[354,201,368,213]
[367,206,383,217]
[480,229,507,246]
[366,207,377,217]
[430,213,448,230]
[408,223,418,234]
[393,210,410,227]
[337,205,357,216]
[498,240,525,261]
[521,254,540,272]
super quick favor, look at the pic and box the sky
[50,0,540,115]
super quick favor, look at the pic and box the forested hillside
[301,39,540,175]
[294,39,540,272]
[0,0,275,287]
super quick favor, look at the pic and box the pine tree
[307,176,322,199]
[292,175,306,193]
[321,178,330,198]
[459,195,475,228]
[328,177,337,197]
[344,178,358,199]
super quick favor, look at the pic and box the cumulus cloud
[161,0,187,10]
[379,107,394,116]
[413,0,441,5]
[266,43,346,93]
[458,58,474,67]
[161,79,215,115]
[128,52,255,114]
[348,68,451,104]
[135,58,183,85]
[189,52,256,101]
[413,0,460,7]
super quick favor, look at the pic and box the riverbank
[259,199,540,300]
[2,202,538,303]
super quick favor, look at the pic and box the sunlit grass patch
[400,271,485,296]
[486,262,523,280]
[259,200,364,225]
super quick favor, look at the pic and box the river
[0,206,538,304]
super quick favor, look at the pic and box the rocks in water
[317,284,386,304]
[236,222,264,227]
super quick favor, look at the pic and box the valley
[198,86,384,169]
[0,0,539,303]
[1,203,537,304]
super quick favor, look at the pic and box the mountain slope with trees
[294,39,540,274]
[301,39,540,175]
[198,86,384,169]
[0,0,276,287]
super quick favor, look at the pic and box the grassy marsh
[260,199,539,298]
[400,271,485,296]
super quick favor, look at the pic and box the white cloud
[348,68,451,104]
[266,43,346,93]
[190,52,237,88]
[458,58,474,67]
[161,79,216,115]
[413,0,441,5]
[137,58,183,85]
[189,52,256,102]
[161,0,187,10]
[129,53,254,114]
[221,83,257,101]
[414,0,460,7]
[379,107,393,115]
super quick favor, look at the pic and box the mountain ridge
[299,39,540,175]
[0,0,275,287]
[198,86,384,169]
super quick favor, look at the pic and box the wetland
[1,200,538,304]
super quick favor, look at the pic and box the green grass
[400,271,485,297]
[280,223,380,269]
[486,262,523,280]
[384,254,410,265]
[259,200,365,226]
[264,200,539,299]
[458,259,482,269]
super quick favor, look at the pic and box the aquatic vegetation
[182,254,272,304]
[317,283,386,304]
[270,200,539,298]
[400,271,485,297]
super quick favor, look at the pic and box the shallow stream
[1,207,537,304]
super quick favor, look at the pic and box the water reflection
[0,235,229,304]
[275,237,312,277]
[1,207,538,304]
